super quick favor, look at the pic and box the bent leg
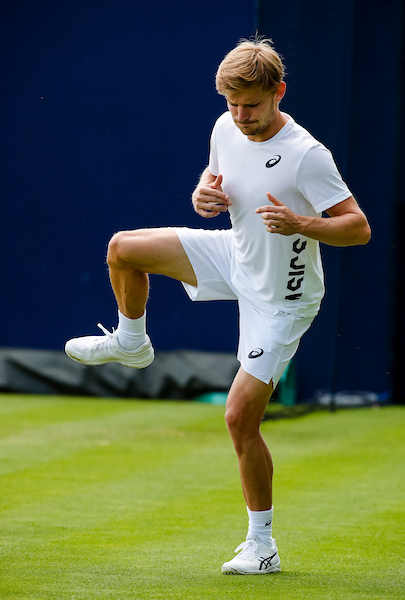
[65,228,193,367]
[225,367,274,511]
[107,228,197,319]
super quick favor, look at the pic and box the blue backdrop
[258,0,404,401]
[2,0,404,401]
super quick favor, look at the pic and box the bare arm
[192,168,232,218]
[256,194,371,247]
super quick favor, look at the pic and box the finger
[197,199,229,213]
[209,174,232,205]
[200,198,229,210]
[255,205,280,214]
[200,208,221,218]
[266,192,284,206]
[200,188,231,204]
[211,174,223,189]
[208,204,229,212]
[259,213,281,228]
[265,219,280,228]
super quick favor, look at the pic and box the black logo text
[285,238,307,301]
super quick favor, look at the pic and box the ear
[276,81,286,103]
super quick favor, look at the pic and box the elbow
[351,214,371,246]
[359,221,372,245]
[343,222,371,247]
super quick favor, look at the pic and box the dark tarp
[0,348,239,400]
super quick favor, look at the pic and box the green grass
[0,394,404,599]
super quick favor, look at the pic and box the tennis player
[65,36,371,574]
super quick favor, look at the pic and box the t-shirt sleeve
[296,145,352,213]
[208,123,219,177]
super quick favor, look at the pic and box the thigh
[110,227,197,286]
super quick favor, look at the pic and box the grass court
[0,393,404,599]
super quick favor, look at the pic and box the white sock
[116,311,147,351]
[246,506,274,546]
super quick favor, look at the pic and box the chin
[238,124,260,135]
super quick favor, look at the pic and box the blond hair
[216,36,285,96]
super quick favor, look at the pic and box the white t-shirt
[208,111,352,317]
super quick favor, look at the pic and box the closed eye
[228,102,261,108]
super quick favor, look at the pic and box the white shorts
[173,227,314,387]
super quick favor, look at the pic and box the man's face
[226,84,285,142]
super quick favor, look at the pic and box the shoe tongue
[246,536,257,544]
[242,539,257,554]
[247,535,273,550]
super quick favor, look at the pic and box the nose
[237,106,250,122]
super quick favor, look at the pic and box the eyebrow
[227,99,261,106]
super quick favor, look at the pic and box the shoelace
[93,323,117,349]
[234,539,258,557]
[97,323,115,337]
[95,323,147,354]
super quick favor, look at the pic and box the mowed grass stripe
[0,396,231,514]
[0,396,226,478]
[0,395,404,599]
[0,429,237,520]
[260,408,405,599]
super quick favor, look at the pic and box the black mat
[0,348,239,400]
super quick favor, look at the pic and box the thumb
[266,192,284,206]
[211,174,223,189]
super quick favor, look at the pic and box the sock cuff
[247,506,273,526]
[118,310,146,334]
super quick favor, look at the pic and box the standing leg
[225,367,274,511]
[221,367,281,575]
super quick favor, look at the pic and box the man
[65,37,371,574]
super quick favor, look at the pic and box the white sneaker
[221,539,281,575]
[65,323,154,369]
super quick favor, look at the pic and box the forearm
[297,212,371,247]
[257,195,371,247]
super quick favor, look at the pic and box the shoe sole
[222,566,281,575]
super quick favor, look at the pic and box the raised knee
[107,230,140,267]
[107,232,123,267]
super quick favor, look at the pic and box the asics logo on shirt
[266,155,281,168]
[285,238,307,300]
[248,348,264,359]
